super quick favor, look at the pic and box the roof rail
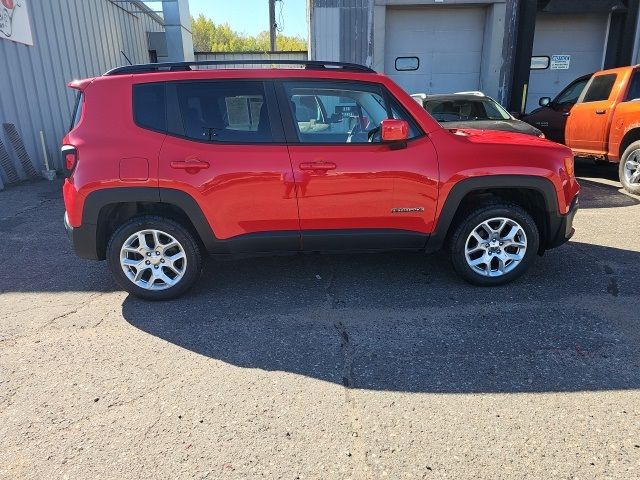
[104,59,375,76]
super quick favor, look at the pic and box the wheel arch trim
[425,175,561,253]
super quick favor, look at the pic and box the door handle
[170,159,210,170]
[595,109,606,115]
[299,162,337,171]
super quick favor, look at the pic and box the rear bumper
[546,195,579,250]
[64,211,100,260]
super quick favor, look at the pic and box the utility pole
[269,0,277,52]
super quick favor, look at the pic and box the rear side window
[171,81,272,143]
[133,83,167,132]
[625,71,640,101]
[582,74,617,103]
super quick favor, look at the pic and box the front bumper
[546,195,579,250]
[64,211,101,260]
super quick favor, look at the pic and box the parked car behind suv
[522,74,592,144]
[63,60,579,300]
[565,65,640,194]
[412,92,545,137]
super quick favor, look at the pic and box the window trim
[274,79,425,146]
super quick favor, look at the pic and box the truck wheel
[449,203,539,286]
[106,215,203,300]
[619,140,640,195]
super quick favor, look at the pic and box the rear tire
[619,140,640,195]
[449,202,540,286]
[106,215,203,300]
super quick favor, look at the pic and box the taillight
[61,145,78,177]
[564,156,575,177]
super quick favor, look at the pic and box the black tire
[106,215,203,300]
[618,140,640,195]
[449,202,540,286]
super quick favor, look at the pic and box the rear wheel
[107,216,202,300]
[619,140,640,195]
[449,203,539,286]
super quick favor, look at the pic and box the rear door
[277,79,439,251]
[156,79,300,251]
[566,73,618,154]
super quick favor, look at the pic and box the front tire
[619,140,640,195]
[449,203,540,286]
[106,215,203,300]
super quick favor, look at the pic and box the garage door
[384,7,485,95]
[526,12,609,113]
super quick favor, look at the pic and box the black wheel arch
[425,175,563,254]
[76,187,216,260]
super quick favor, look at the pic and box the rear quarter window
[69,92,83,131]
[133,83,167,132]
[582,74,617,103]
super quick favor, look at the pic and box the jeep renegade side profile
[63,60,579,300]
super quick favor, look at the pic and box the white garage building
[309,0,640,114]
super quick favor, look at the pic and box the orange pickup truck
[566,65,640,194]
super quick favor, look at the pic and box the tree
[191,14,306,52]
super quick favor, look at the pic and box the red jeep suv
[62,60,579,300]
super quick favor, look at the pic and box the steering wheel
[367,126,381,143]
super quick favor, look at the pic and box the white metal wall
[0,0,163,177]
[526,12,610,113]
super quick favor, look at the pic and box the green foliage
[191,14,307,52]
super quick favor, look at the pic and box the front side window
[424,98,510,122]
[283,81,419,144]
[582,74,617,103]
[554,78,589,107]
[172,81,272,143]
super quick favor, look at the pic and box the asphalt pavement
[1,160,639,479]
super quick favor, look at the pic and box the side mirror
[510,111,522,119]
[381,119,409,142]
[539,97,551,107]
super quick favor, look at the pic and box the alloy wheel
[119,229,187,290]
[623,150,640,185]
[464,217,527,277]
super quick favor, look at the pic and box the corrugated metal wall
[0,0,163,178]
[310,0,371,65]
[194,51,309,68]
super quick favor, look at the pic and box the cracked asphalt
[1,160,640,479]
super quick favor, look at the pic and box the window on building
[625,70,640,101]
[133,83,167,132]
[283,81,419,144]
[582,74,617,103]
[172,81,272,142]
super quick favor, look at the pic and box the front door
[278,80,439,251]
[566,72,618,155]
[156,79,300,252]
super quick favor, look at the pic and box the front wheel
[619,140,640,195]
[449,203,540,286]
[106,216,203,300]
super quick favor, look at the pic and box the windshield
[424,97,511,122]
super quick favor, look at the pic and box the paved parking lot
[1,160,639,479]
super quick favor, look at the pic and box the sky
[144,1,308,38]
